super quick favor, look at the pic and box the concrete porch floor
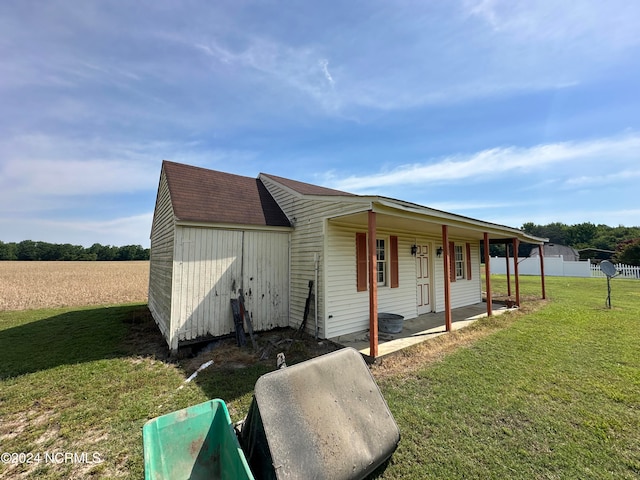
[330,302,513,359]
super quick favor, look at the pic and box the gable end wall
[260,176,365,338]
[148,171,175,346]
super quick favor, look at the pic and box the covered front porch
[325,198,547,359]
[330,302,515,360]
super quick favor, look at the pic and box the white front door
[416,242,431,315]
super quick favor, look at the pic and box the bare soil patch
[121,305,342,375]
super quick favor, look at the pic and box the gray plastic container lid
[240,347,400,480]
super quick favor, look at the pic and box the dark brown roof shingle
[162,160,291,227]
[260,173,355,196]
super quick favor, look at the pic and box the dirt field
[0,261,149,311]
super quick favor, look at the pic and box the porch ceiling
[327,201,545,244]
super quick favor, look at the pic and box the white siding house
[148,161,292,351]
[149,161,546,356]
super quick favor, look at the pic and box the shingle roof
[260,173,355,196]
[529,243,580,261]
[162,160,291,227]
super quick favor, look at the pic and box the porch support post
[484,233,492,317]
[368,210,378,358]
[539,244,546,299]
[513,238,521,307]
[505,242,512,297]
[442,224,452,332]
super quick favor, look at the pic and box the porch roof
[326,196,547,244]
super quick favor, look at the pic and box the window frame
[376,237,387,286]
[454,244,465,280]
[355,233,399,291]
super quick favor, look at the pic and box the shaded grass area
[374,276,640,479]
[0,304,318,478]
[0,304,263,479]
[0,307,131,378]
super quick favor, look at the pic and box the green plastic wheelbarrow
[143,399,254,480]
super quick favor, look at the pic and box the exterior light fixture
[411,245,418,256]
[436,247,443,257]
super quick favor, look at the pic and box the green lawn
[1,276,639,479]
[376,275,640,479]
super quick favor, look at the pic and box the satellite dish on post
[600,260,619,308]
[600,260,617,277]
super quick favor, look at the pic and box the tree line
[500,222,640,266]
[3,222,639,265]
[0,240,150,261]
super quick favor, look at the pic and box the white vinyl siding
[434,240,481,312]
[169,226,289,350]
[260,176,367,338]
[261,174,484,339]
[242,230,290,330]
[324,225,416,338]
[148,171,175,342]
[151,166,493,351]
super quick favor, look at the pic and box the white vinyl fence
[490,256,591,277]
[590,263,640,279]
[490,256,640,278]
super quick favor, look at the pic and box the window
[454,244,465,280]
[376,238,386,285]
[356,233,399,290]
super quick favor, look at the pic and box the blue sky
[2,1,639,248]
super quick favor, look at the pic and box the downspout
[288,234,292,327]
[240,231,245,295]
[314,253,319,339]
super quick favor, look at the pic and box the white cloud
[563,169,640,188]
[3,158,152,197]
[0,134,259,208]
[0,135,158,200]
[425,200,531,212]
[195,37,339,110]
[0,213,153,247]
[463,0,640,49]
[333,1,640,112]
[319,59,335,87]
[54,212,154,245]
[330,134,640,192]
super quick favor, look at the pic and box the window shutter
[466,243,472,280]
[390,235,399,288]
[449,241,456,282]
[356,232,367,292]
